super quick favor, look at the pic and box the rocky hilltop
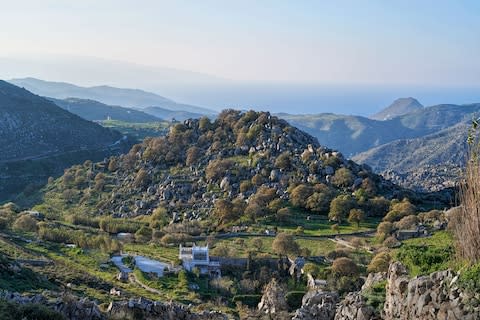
[39,109,409,224]
[370,97,423,121]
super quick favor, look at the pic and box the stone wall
[383,262,479,320]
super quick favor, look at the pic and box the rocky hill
[37,109,420,226]
[370,97,423,121]
[0,80,131,201]
[9,77,217,116]
[49,97,161,122]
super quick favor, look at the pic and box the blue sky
[1,0,479,86]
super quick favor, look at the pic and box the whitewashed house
[179,244,221,277]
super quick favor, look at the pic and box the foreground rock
[384,262,479,320]
[258,278,289,314]
[107,297,226,320]
[292,290,338,320]
[0,291,226,320]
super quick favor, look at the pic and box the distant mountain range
[9,77,217,116]
[48,97,161,123]
[370,97,423,120]
[0,80,131,201]
[352,121,469,173]
[280,102,480,157]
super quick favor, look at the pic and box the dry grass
[453,121,480,263]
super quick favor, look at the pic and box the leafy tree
[149,207,169,228]
[275,152,292,169]
[332,257,359,276]
[206,159,234,181]
[329,195,356,223]
[186,146,200,166]
[290,184,314,208]
[272,232,300,256]
[133,169,150,188]
[348,208,365,228]
[13,215,37,232]
[332,168,355,188]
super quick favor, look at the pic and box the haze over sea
[159,83,480,116]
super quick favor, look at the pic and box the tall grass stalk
[454,118,480,263]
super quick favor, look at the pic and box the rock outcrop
[383,262,479,320]
[0,291,102,320]
[107,297,226,320]
[292,290,339,320]
[258,278,289,314]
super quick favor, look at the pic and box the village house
[179,244,221,277]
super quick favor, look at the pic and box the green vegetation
[0,300,64,320]
[362,280,387,312]
[394,231,454,276]
[100,120,169,141]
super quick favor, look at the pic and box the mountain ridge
[9,77,217,116]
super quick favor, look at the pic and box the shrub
[285,291,305,310]
[12,215,37,232]
[458,263,480,293]
[394,215,418,230]
[332,257,358,276]
[368,252,391,273]
[395,244,454,276]
[232,295,262,308]
[361,280,387,312]
[272,233,300,256]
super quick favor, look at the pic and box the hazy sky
[1,0,479,86]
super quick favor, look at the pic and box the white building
[179,244,221,277]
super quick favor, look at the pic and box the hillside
[0,81,122,162]
[353,122,469,173]
[37,109,428,226]
[9,77,217,116]
[0,80,131,201]
[49,97,161,122]
[280,102,480,157]
[142,106,205,121]
[370,97,423,120]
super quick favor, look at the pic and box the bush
[395,244,454,276]
[361,280,387,312]
[232,294,262,307]
[0,300,64,320]
[286,291,305,310]
[368,252,391,273]
[458,263,480,293]
[12,215,37,232]
[332,257,358,276]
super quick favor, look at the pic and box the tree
[133,169,150,188]
[348,209,365,228]
[94,173,106,191]
[108,158,118,171]
[332,168,355,188]
[306,188,336,213]
[290,184,314,208]
[186,146,200,166]
[150,207,169,228]
[331,223,340,234]
[252,238,263,252]
[275,152,292,170]
[367,252,391,273]
[332,257,359,276]
[272,232,300,256]
[303,262,320,277]
[276,207,293,223]
[13,215,37,232]
[329,195,356,223]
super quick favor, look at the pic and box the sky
[1,0,479,86]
